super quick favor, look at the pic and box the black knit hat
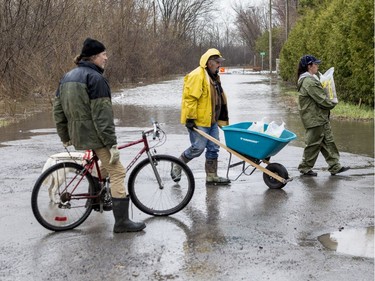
[80,38,106,57]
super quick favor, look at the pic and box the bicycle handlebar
[152,121,158,140]
[142,119,161,139]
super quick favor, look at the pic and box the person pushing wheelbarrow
[171,48,230,185]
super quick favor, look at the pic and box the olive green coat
[53,61,117,150]
[297,74,336,129]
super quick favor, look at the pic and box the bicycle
[31,121,195,231]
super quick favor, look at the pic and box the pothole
[318,226,374,258]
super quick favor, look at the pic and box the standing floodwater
[1,74,373,157]
[0,73,373,281]
[111,74,374,157]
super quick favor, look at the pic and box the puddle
[318,226,374,258]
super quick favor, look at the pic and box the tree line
[235,0,373,107]
[0,0,297,102]
[0,0,372,109]
[279,0,374,107]
[0,0,220,102]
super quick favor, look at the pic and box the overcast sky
[218,0,267,11]
[217,0,267,23]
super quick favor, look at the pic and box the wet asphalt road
[0,74,373,281]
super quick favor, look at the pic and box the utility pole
[285,0,289,40]
[269,0,272,74]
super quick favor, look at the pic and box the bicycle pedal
[92,206,101,212]
[102,204,113,211]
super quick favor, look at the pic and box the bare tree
[0,0,237,106]
[233,5,264,53]
[272,0,299,39]
[156,0,215,40]
[101,0,155,82]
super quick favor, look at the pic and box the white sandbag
[264,121,285,138]
[248,117,266,133]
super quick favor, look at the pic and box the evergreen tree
[279,0,374,107]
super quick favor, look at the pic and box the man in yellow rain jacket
[171,48,230,185]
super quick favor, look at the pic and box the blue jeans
[183,123,220,160]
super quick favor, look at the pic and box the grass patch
[0,118,11,127]
[280,90,374,121]
[331,102,373,120]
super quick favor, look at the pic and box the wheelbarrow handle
[193,128,287,184]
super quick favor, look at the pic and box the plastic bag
[264,121,285,138]
[248,117,266,133]
[320,67,338,104]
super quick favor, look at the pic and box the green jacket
[180,48,229,127]
[297,73,336,129]
[53,61,117,150]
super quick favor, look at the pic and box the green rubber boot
[170,154,190,182]
[205,159,230,185]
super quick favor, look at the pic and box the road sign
[260,52,266,70]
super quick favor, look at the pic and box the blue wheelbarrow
[194,121,297,189]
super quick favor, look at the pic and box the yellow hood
[199,48,224,68]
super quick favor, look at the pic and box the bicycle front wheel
[128,155,195,216]
[31,162,94,231]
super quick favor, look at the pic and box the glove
[109,145,120,164]
[63,141,72,147]
[185,119,197,130]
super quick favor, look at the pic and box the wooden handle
[193,128,286,183]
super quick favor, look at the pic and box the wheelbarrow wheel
[263,163,288,189]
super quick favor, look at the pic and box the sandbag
[320,67,338,103]
[264,121,285,138]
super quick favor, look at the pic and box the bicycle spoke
[128,155,194,216]
[31,162,94,231]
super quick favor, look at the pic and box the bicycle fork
[146,151,164,189]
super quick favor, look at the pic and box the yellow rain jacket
[180,48,229,127]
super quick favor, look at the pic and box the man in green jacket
[171,48,230,185]
[297,55,350,176]
[53,38,146,232]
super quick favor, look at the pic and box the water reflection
[0,111,55,145]
[112,74,373,157]
[318,226,374,258]
[0,74,373,157]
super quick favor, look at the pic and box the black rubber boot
[112,197,146,233]
[331,166,350,175]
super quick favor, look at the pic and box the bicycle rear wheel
[128,155,195,216]
[31,162,94,231]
